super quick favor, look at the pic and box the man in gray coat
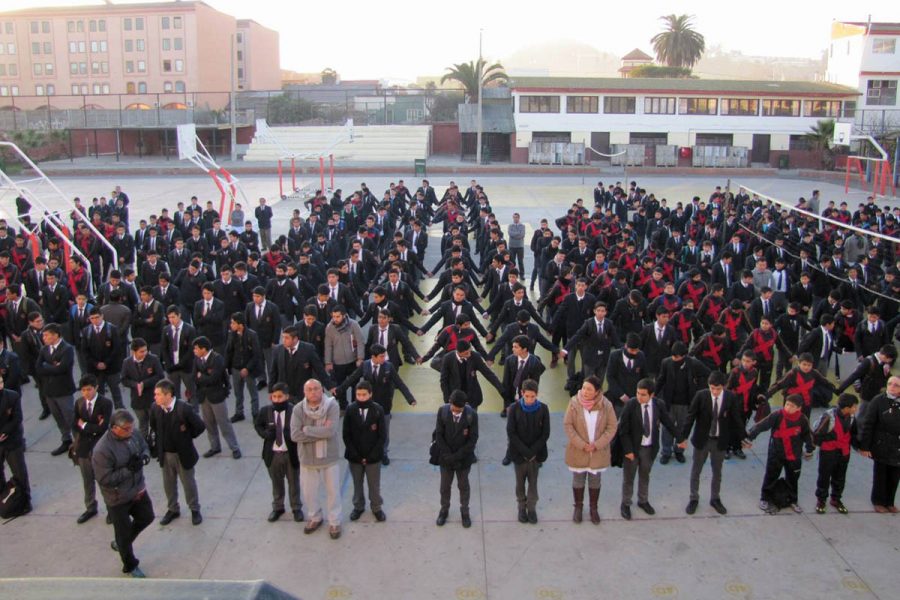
[507,213,527,278]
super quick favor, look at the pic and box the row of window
[0,63,18,77]
[519,95,850,117]
[32,63,54,76]
[0,85,19,96]
[124,81,186,94]
[31,41,53,55]
[872,38,896,54]
[69,61,109,75]
[0,43,16,55]
[68,40,108,53]
[71,83,110,95]
[0,23,15,35]
[866,80,897,106]
[67,19,106,33]
[2,81,189,96]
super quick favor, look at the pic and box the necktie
[656,328,663,343]
[597,321,603,336]
[373,364,379,379]
[777,272,783,290]
[379,329,387,347]
[78,308,83,320]
[763,301,769,316]
[86,400,93,417]
[453,414,461,424]
[275,411,284,447]
[256,305,262,320]
[870,323,875,333]
[172,326,179,349]
[331,287,337,300]
[710,396,719,437]
[642,404,651,437]
[626,358,632,370]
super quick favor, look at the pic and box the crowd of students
[0,178,898,579]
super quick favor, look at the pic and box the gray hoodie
[324,317,364,366]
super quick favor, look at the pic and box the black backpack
[770,478,793,509]
[0,478,28,519]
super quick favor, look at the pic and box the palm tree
[651,14,705,69]
[440,59,508,103]
[805,118,837,170]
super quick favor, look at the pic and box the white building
[825,20,900,135]
[508,77,858,167]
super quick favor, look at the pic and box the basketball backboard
[177,123,198,160]
[833,122,853,147]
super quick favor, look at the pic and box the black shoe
[159,511,180,526]
[230,414,245,424]
[293,509,304,522]
[734,449,747,460]
[710,499,727,515]
[373,510,387,522]
[500,408,507,418]
[50,441,72,456]
[436,511,448,526]
[471,455,478,464]
[39,409,51,420]
[620,504,632,520]
[77,509,98,524]
[22,503,32,515]
[350,508,364,521]
[382,456,390,466]
[518,508,528,523]
[527,510,538,524]
[191,511,203,526]
[660,455,671,465]
[638,502,656,516]
[267,510,284,522]
[675,453,686,464]
[232,449,242,459]
[106,514,113,525]
[203,448,221,458]
[724,450,733,460]
[501,456,511,466]
[461,511,472,528]
[110,540,119,552]
[686,500,698,515]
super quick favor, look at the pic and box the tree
[440,59,508,103]
[628,64,694,79]
[320,68,338,85]
[651,14,705,69]
[805,119,836,170]
[267,93,317,125]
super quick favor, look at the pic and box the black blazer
[552,292,597,337]
[72,394,113,457]
[565,318,619,368]
[193,298,226,346]
[655,356,711,406]
[505,400,550,464]
[5,297,41,337]
[120,354,165,411]
[35,340,77,397]
[501,353,545,404]
[149,399,206,469]
[245,301,282,347]
[433,404,478,469]
[605,349,646,406]
[160,322,197,372]
[224,328,263,376]
[617,397,678,457]
[152,284,181,311]
[365,323,419,367]
[82,322,124,375]
[255,404,300,469]
[267,342,332,399]
[439,350,502,409]
[335,359,414,414]
[0,348,24,393]
[0,389,24,450]
[342,400,386,464]
[192,351,229,404]
[798,327,836,361]
[131,299,165,344]
[681,389,743,451]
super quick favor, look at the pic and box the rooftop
[622,48,653,61]
[509,77,860,97]
[0,1,207,16]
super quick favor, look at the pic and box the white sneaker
[790,503,803,514]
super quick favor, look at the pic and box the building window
[102,83,110,94]
[77,21,84,33]
[174,37,183,51]
[0,65,6,76]
[125,40,133,52]
[33,63,42,75]
[644,97,676,114]
[71,84,78,95]
[803,100,841,117]
[236,33,243,43]
[80,84,88,94]
[92,61,100,74]
[126,82,135,94]
[90,41,99,52]
[0,86,7,97]
[100,40,107,52]
[789,135,813,151]
[4,23,12,34]
[164,81,173,92]
[137,60,146,73]
[237,67,244,79]
[679,97,718,115]
[79,62,87,74]
[174,59,184,72]
[7,43,16,54]
[695,133,733,146]
[174,16,182,29]
[102,61,108,74]
[720,99,758,116]
[89,19,97,32]
[46,63,54,75]
[8,64,16,76]
[873,38,896,54]
[42,21,50,33]
[604,96,636,114]
[67,21,75,33]
[761,99,800,116]
[43,41,51,54]
[842,101,856,119]
[532,132,572,143]
[519,95,559,113]
[175,80,185,93]
[866,80,897,106]
[161,16,170,29]
[236,50,243,61]
[79,41,86,53]
[11,86,18,96]
[0,46,4,56]
[136,39,145,52]
[138,82,147,93]
[135,17,144,31]
[126,61,134,73]
[566,96,599,113]
[163,59,172,72]
[93,83,101,95]
[47,84,55,95]
[70,62,78,74]
[99,20,106,32]
[69,41,78,53]
[31,42,40,55]
[30,22,39,34]
[124,18,132,31]
[162,38,171,51]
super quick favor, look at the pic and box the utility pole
[476,29,483,165]
[230,33,237,162]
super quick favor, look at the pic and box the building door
[629,133,667,166]
[752,134,771,163]
[589,132,610,161]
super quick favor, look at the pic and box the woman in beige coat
[563,375,618,524]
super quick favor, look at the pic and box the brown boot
[572,487,584,523]
[588,488,601,524]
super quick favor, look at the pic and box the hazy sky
[3,0,895,80]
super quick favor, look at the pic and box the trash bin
[414,159,426,177]
[778,154,789,170]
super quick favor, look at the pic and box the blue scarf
[519,398,540,413]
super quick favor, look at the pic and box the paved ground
[0,173,898,600]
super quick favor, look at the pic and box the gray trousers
[661,404,689,458]
[572,471,601,490]
[440,466,471,511]
[300,463,342,526]
[167,370,197,409]
[267,451,301,512]
[231,371,260,417]
[96,371,124,409]
[349,461,383,511]
[689,438,725,502]
[514,461,540,511]
[78,456,98,511]
[200,401,240,452]
[162,451,200,513]
[260,228,272,250]
[46,395,74,443]
[134,408,150,442]
[622,446,655,506]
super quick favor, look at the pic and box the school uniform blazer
[72,394,113,458]
[342,400,386,464]
[681,389,744,451]
[617,397,679,457]
[255,404,300,469]
[149,399,206,469]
